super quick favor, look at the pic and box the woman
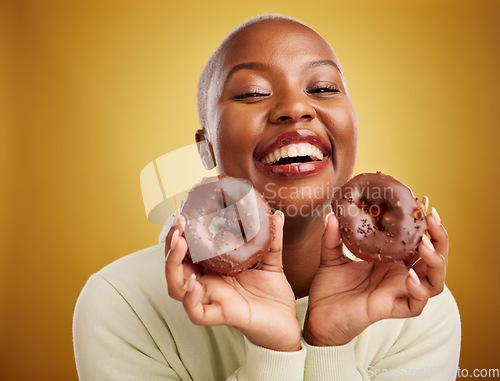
[74,14,460,380]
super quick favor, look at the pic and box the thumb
[259,210,285,271]
[321,212,352,266]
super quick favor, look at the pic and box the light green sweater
[73,237,461,380]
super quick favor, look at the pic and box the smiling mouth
[254,129,332,178]
[260,142,324,166]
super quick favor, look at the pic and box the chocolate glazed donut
[181,175,274,275]
[332,172,427,263]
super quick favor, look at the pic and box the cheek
[211,107,264,174]
[319,100,358,181]
[334,107,358,171]
[332,102,358,141]
[320,100,358,150]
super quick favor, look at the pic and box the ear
[195,129,216,170]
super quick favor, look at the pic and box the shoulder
[74,244,185,331]
[73,245,181,345]
[97,244,165,283]
[74,245,247,380]
[90,245,168,301]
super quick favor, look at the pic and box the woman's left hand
[304,203,448,347]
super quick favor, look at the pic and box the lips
[260,142,324,165]
[254,129,332,178]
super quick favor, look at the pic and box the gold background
[1,0,499,379]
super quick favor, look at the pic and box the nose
[269,90,317,124]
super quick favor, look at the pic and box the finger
[260,211,284,271]
[164,211,186,256]
[403,196,428,268]
[423,196,429,213]
[426,207,449,262]
[182,275,205,323]
[421,196,429,214]
[321,212,352,266]
[164,227,175,257]
[415,197,428,220]
[416,235,446,296]
[183,275,222,326]
[405,268,429,316]
[165,231,190,300]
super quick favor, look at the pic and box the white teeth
[280,146,287,159]
[297,143,308,156]
[288,145,298,158]
[311,147,323,160]
[261,142,326,165]
[273,149,281,160]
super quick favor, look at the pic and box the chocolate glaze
[333,172,427,263]
[181,175,274,275]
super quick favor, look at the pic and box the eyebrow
[304,59,344,77]
[223,59,344,86]
[223,62,269,86]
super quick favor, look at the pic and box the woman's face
[205,20,358,217]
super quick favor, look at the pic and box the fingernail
[324,211,335,228]
[186,273,196,293]
[170,229,179,251]
[178,214,186,231]
[409,268,421,286]
[275,210,285,226]
[172,210,180,227]
[423,196,429,213]
[421,235,434,251]
[431,207,441,225]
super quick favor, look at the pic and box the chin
[260,179,334,219]
[270,197,331,219]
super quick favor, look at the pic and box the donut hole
[208,213,243,240]
[359,198,391,231]
[208,215,226,238]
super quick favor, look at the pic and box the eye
[233,91,271,100]
[307,83,341,95]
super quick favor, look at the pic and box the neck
[281,212,326,299]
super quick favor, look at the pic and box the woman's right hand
[164,211,301,352]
